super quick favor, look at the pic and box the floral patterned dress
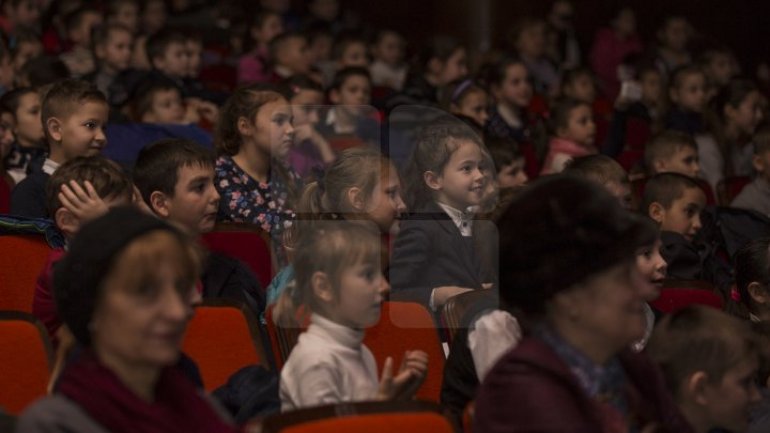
[215,155,300,266]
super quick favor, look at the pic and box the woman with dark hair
[474,176,688,432]
[17,207,237,433]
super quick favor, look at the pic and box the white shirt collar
[437,202,474,236]
[496,103,523,129]
[42,158,60,176]
[309,313,365,349]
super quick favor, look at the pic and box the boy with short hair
[88,23,135,108]
[642,172,706,241]
[268,32,312,81]
[133,138,264,315]
[732,128,770,217]
[565,154,632,209]
[332,31,368,70]
[647,305,762,433]
[645,130,701,178]
[10,79,109,218]
[33,155,135,344]
[59,6,103,77]
[485,135,528,189]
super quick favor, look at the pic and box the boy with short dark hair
[565,154,631,209]
[59,6,102,77]
[87,23,135,109]
[268,32,312,81]
[647,306,762,433]
[10,79,109,218]
[645,130,701,178]
[732,128,770,217]
[642,172,706,241]
[133,138,264,315]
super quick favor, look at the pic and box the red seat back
[182,300,268,391]
[650,288,724,314]
[616,150,644,172]
[0,312,52,414]
[720,176,752,204]
[201,224,274,289]
[0,235,52,313]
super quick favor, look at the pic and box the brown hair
[647,305,759,399]
[46,156,133,216]
[644,130,697,173]
[215,84,283,156]
[41,79,107,142]
[564,154,628,186]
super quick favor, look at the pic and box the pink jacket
[541,137,597,175]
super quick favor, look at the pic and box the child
[279,221,428,410]
[541,98,597,175]
[395,35,467,107]
[1,87,44,183]
[713,80,765,179]
[484,57,541,178]
[390,122,493,310]
[441,78,490,129]
[10,27,43,74]
[214,84,300,266]
[32,155,134,345]
[564,154,632,209]
[560,67,613,146]
[130,76,218,127]
[510,17,558,95]
[145,29,190,88]
[647,306,762,433]
[331,31,368,72]
[665,65,708,136]
[642,172,706,242]
[134,138,265,315]
[268,32,312,82]
[237,11,284,84]
[183,32,203,81]
[700,47,737,98]
[106,0,139,32]
[282,75,336,180]
[732,128,770,217]
[654,16,693,76]
[644,130,701,178]
[484,135,528,189]
[0,0,40,36]
[10,79,109,218]
[59,6,103,77]
[369,29,406,91]
[317,67,378,148]
[729,237,770,322]
[589,7,644,98]
[88,24,134,108]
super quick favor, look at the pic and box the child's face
[726,90,764,137]
[707,53,735,87]
[279,37,311,74]
[144,88,185,124]
[640,70,663,106]
[495,64,532,108]
[331,75,371,107]
[373,32,403,66]
[51,101,109,162]
[0,112,15,158]
[250,98,294,159]
[13,40,42,72]
[431,140,488,210]
[496,158,528,189]
[143,0,167,33]
[290,89,324,126]
[516,23,546,58]
[6,0,40,28]
[558,104,596,146]
[564,74,596,103]
[671,72,707,113]
[653,186,706,241]
[636,240,667,295]
[254,14,284,45]
[98,29,133,72]
[333,259,389,328]
[164,164,220,234]
[614,9,636,37]
[185,40,202,78]
[453,89,489,128]
[14,91,43,146]
[308,34,332,64]
[700,357,761,433]
[112,2,139,31]
[654,145,700,178]
[365,163,407,234]
[339,42,368,68]
[155,42,189,78]
[437,48,468,86]
[70,11,103,47]
[661,18,690,51]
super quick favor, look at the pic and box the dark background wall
[344,0,768,73]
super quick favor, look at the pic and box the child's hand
[377,350,429,401]
[294,124,336,164]
[196,100,219,124]
[132,185,154,215]
[59,180,109,222]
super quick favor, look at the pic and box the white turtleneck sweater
[280,313,379,411]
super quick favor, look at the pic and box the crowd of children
[2,1,770,432]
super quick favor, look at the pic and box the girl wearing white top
[279,222,428,411]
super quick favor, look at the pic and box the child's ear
[54,207,80,238]
[46,117,63,142]
[685,371,711,406]
[236,116,252,137]
[648,202,666,224]
[149,191,171,217]
[748,282,770,306]
[346,186,365,211]
[424,170,443,191]
[329,89,341,105]
[311,271,334,303]
[752,153,766,173]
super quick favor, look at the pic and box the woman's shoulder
[16,395,109,433]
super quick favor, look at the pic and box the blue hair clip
[451,78,474,103]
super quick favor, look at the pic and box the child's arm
[294,124,336,165]
[376,351,428,401]
[58,180,109,221]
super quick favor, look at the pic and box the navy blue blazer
[388,201,496,308]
